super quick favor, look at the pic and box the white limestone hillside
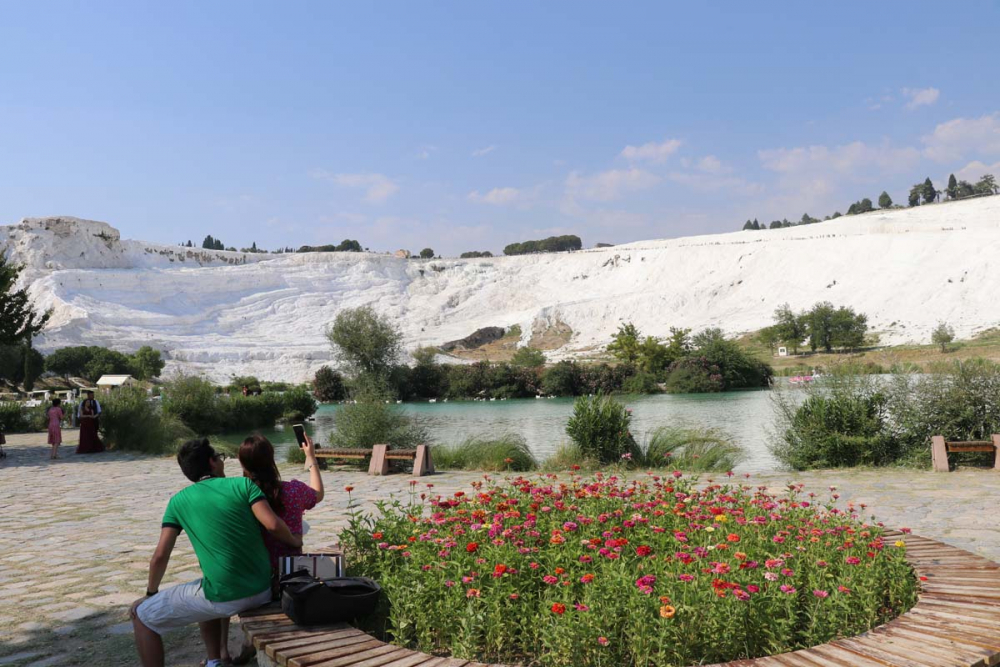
[4,198,1000,382]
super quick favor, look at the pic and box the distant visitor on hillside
[47,398,64,460]
[76,390,104,454]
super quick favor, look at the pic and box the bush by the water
[434,433,537,471]
[100,389,193,454]
[328,397,427,451]
[565,393,639,464]
[771,359,1000,470]
[642,426,743,471]
[342,475,916,666]
[161,376,315,434]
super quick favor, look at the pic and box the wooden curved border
[239,531,1000,667]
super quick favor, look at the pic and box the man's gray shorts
[136,579,271,636]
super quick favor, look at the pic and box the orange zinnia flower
[659,605,676,618]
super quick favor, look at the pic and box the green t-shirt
[162,477,272,602]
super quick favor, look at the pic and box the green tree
[326,306,403,383]
[22,341,43,391]
[858,198,874,213]
[931,322,956,352]
[419,248,435,259]
[773,304,806,354]
[956,180,976,198]
[202,235,215,249]
[829,307,868,350]
[511,346,546,368]
[757,325,780,353]
[947,173,958,199]
[975,174,998,195]
[129,346,165,380]
[751,220,760,230]
[922,177,937,204]
[45,346,93,377]
[312,365,347,401]
[908,183,922,207]
[84,348,133,381]
[742,220,753,230]
[606,323,642,363]
[0,252,50,346]
[878,191,893,209]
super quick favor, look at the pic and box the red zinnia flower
[551,603,566,615]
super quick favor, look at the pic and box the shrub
[100,388,193,454]
[434,433,537,471]
[217,393,286,431]
[889,359,1000,467]
[313,366,347,402]
[621,370,660,394]
[771,372,895,470]
[341,476,916,666]
[664,358,724,393]
[540,361,581,396]
[162,375,218,434]
[642,426,742,471]
[0,402,32,433]
[565,393,639,464]
[281,386,318,421]
[329,399,427,450]
[510,346,546,368]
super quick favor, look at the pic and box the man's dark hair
[86,390,95,396]
[177,438,215,482]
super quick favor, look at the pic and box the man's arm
[252,501,303,548]
[129,526,178,619]
[147,526,179,593]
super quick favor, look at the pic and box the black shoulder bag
[279,570,381,626]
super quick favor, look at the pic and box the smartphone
[293,424,307,448]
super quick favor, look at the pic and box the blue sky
[2,2,999,255]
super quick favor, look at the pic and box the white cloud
[695,155,727,174]
[953,160,1000,184]
[416,145,438,160]
[467,187,522,205]
[472,145,497,157]
[902,87,940,110]
[565,168,660,202]
[311,170,399,203]
[620,138,682,164]
[922,113,1000,162]
[758,141,919,175]
[667,171,763,196]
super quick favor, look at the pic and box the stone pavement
[1,432,999,666]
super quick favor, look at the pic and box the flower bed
[341,473,918,667]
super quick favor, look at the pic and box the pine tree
[742,220,753,230]
[947,174,958,200]
[922,178,937,204]
[202,235,215,249]
[878,191,892,209]
[908,184,922,207]
[752,220,760,230]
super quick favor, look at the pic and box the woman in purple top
[214,433,324,664]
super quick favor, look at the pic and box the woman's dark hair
[52,398,61,407]
[177,438,216,482]
[239,434,283,514]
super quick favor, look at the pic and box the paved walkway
[1,432,999,666]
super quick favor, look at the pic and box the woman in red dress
[47,398,64,459]
[76,391,104,454]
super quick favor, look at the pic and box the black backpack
[279,570,381,626]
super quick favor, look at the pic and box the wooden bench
[314,444,435,477]
[240,532,1000,667]
[931,434,1000,472]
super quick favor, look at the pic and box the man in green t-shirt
[130,438,302,667]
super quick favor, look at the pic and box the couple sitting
[131,433,324,667]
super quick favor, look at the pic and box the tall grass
[539,442,602,471]
[642,426,743,471]
[435,433,538,471]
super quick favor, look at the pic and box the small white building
[96,375,136,392]
[777,347,788,357]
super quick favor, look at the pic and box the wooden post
[931,435,949,472]
[413,444,434,477]
[368,444,389,476]
[993,434,1000,471]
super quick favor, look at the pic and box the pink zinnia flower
[780,585,797,594]
[813,589,829,598]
